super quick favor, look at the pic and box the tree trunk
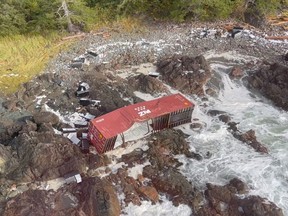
[61,0,74,33]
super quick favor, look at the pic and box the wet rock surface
[199,178,284,216]
[248,63,288,111]
[208,109,269,154]
[229,66,244,79]
[157,55,212,96]
[3,177,121,216]
[128,74,170,96]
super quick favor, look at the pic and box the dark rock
[137,186,159,203]
[128,74,169,95]
[3,177,121,216]
[143,166,202,210]
[239,196,284,216]
[2,100,17,111]
[33,111,59,126]
[0,145,19,176]
[227,121,239,132]
[206,182,233,204]
[6,122,23,137]
[284,52,288,61]
[15,100,25,109]
[121,148,144,166]
[114,168,141,206]
[207,110,227,116]
[226,121,269,154]
[38,73,53,83]
[248,63,288,111]
[205,88,217,96]
[190,122,205,130]
[239,129,269,154]
[37,123,54,133]
[147,129,196,164]
[204,178,284,216]
[229,66,244,79]
[186,151,203,161]
[75,177,121,216]
[7,132,86,181]
[23,82,42,98]
[19,120,37,134]
[81,76,130,113]
[218,114,231,123]
[228,177,248,194]
[3,190,50,216]
[157,55,212,96]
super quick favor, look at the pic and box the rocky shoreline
[0,21,287,215]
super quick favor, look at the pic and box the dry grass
[0,34,73,94]
[0,16,145,95]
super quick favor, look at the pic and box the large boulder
[157,55,212,96]
[7,132,86,181]
[0,145,19,177]
[147,130,202,168]
[143,165,203,211]
[3,190,50,216]
[198,178,283,216]
[248,63,288,111]
[75,177,121,216]
[80,75,131,114]
[229,66,244,79]
[3,177,121,216]
[239,196,284,216]
[127,74,169,95]
[238,129,268,154]
[33,111,60,126]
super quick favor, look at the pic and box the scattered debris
[79,98,91,106]
[62,128,77,133]
[148,72,160,78]
[74,121,88,128]
[87,50,98,57]
[64,172,82,184]
[76,90,89,97]
[79,98,101,107]
[82,113,96,120]
[76,82,90,97]
[71,57,88,69]
[80,139,90,154]
[230,26,244,38]
[67,133,80,145]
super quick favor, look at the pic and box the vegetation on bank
[1,0,287,36]
[0,0,287,94]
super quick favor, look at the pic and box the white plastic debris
[79,82,90,90]
[148,72,160,77]
[67,133,80,145]
[83,113,95,120]
[62,128,77,133]
[75,174,82,183]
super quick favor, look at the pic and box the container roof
[90,93,194,139]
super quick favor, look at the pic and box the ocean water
[121,59,288,215]
[176,62,288,215]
